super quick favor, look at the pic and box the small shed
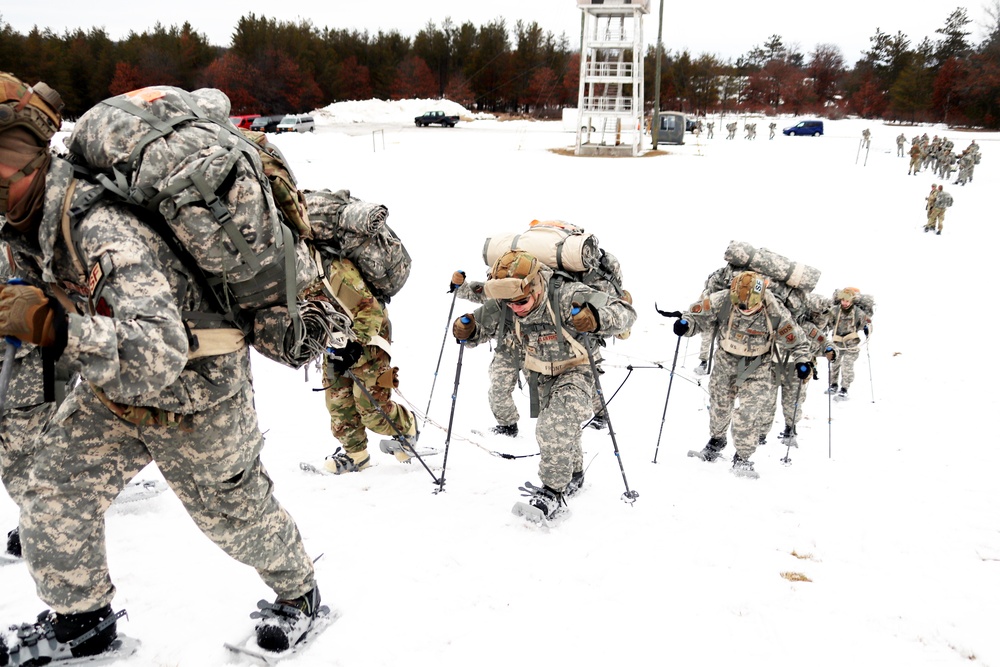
[655,111,686,146]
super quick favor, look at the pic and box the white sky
[0,0,983,63]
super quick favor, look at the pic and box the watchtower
[575,0,649,157]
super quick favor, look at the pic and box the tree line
[1,7,997,128]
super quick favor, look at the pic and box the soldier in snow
[453,250,635,519]
[0,72,328,663]
[674,271,811,477]
[826,288,873,400]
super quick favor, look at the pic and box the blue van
[783,120,824,136]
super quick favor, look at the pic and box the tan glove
[570,303,598,333]
[0,284,60,346]
[449,270,466,293]
[621,289,633,305]
[453,313,476,341]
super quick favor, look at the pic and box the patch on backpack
[88,253,113,298]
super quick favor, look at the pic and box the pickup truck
[414,110,459,127]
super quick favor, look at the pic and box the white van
[276,114,315,133]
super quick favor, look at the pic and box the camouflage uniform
[1,155,317,613]
[706,122,714,139]
[464,269,635,492]
[696,265,734,370]
[681,288,810,462]
[929,187,952,233]
[769,122,777,139]
[908,143,922,175]
[896,133,906,157]
[0,250,57,514]
[828,298,872,393]
[322,256,415,454]
[759,293,832,436]
[924,186,939,230]
[861,128,871,149]
[457,280,521,428]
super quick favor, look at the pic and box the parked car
[249,115,284,133]
[229,114,261,130]
[783,120,824,136]
[414,110,459,127]
[276,114,316,133]
[685,117,698,132]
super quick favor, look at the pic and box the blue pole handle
[461,316,470,324]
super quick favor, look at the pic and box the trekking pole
[0,338,22,422]
[780,378,804,466]
[577,323,638,505]
[341,368,441,485]
[855,138,862,164]
[864,142,871,166]
[827,357,833,459]
[422,290,459,428]
[865,335,875,403]
[652,334,682,464]
[435,336,466,495]
[706,335,715,374]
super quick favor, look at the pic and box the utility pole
[652,0,665,148]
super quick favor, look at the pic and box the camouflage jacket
[464,270,636,376]
[457,280,516,350]
[827,304,872,348]
[0,156,272,413]
[321,255,393,360]
[0,248,47,409]
[682,289,810,363]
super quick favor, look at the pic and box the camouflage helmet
[484,250,541,301]
[0,72,64,144]
[730,271,766,312]
[837,287,860,304]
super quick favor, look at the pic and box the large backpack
[936,192,954,208]
[304,189,411,301]
[724,240,821,292]
[64,86,321,351]
[483,220,624,296]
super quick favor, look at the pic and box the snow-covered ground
[3,99,999,666]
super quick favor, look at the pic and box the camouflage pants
[698,322,717,362]
[488,344,521,427]
[708,351,774,461]
[909,156,920,173]
[831,345,861,390]
[760,362,810,434]
[0,402,56,509]
[323,347,415,454]
[535,366,592,492]
[928,207,945,232]
[20,375,315,614]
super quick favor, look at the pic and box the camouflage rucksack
[64,86,319,338]
[304,189,411,301]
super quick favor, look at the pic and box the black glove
[328,340,363,374]
[824,346,837,362]
[673,318,689,336]
[449,270,466,293]
[863,325,869,336]
[795,361,813,380]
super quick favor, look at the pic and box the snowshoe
[778,425,799,448]
[489,423,519,437]
[512,481,567,524]
[834,387,849,402]
[322,447,371,474]
[252,587,323,653]
[825,384,839,395]
[113,478,168,505]
[687,436,726,462]
[693,360,709,376]
[1,606,133,666]
[378,438,438,463]
[227,591,337,664]
[730,453,760,480]
[757,434,767,447]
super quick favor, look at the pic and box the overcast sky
[0,1,985,63]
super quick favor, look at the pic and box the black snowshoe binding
[1,605,123,666]
[253,587,322,653]
[825,383,839,395]
[693,360,709,376]
[6,527,21,558]
[490,423,519,437]
[564,471,585,498]
[778,424,799,448]
[757,434,767,447]
[689,436,726,462]
[512,482,568,523]
[586,415,607,430]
